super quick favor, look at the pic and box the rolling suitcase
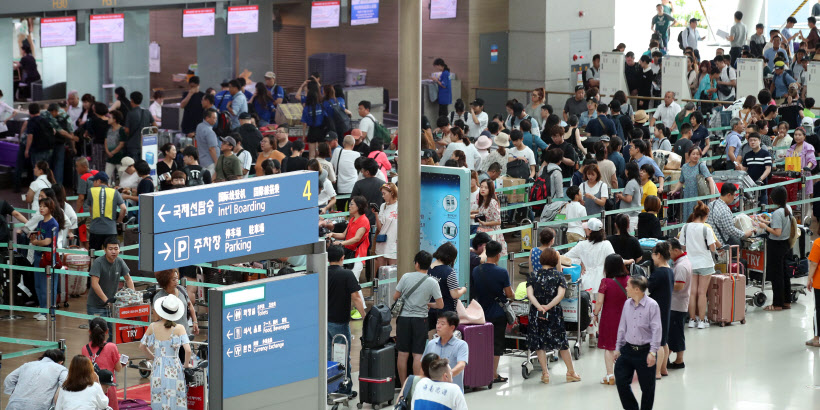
[766,174,799,207]
[374,265,397,308]
[359,344,396,409]
[327,361,345,394]
[63,246,90,297]
[456,323,494,390]
[707,245,746,327]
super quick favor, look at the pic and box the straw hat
[634,110,649,124]
[154,294,185,322]
[493,132,510,148]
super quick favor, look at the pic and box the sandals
[600,374,615,385]
[763,305,782,311]
[806,339,820,347]
[566,372,581,383]
[493,375,509,383]
[541,373,550,384]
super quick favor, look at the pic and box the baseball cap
[689,18,700,23]
[325,131,338,142]
[601,135,611,142]
[264,71,276,79]
[581,218,604,232]
[774,61,786,69]
[575,85,584,92]
[97,369,117,387]
[120,156,135,168]
[221,136,236,147]
[90,172,109,183]
[470,98,485,106]
[238,112,253,120]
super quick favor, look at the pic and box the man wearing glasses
[705,183,754,246]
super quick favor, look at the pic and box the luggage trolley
[328,334,353,410]
[560,277,588,360]
[743,235,769,307]
[505,299,557,379]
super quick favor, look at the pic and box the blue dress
[141,323,190,410]
[679,162,711,223]
[530,247,543,273]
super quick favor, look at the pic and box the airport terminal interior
[1,0,819,409]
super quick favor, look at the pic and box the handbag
[478,265,515,325]
[506,158,530,179]
[376,211,392,243]
[785,154,802,172]
[695,163,716,196]
[391,275,428,318]
[394,375,420,410]
[39,251,63,269]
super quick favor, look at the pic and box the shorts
[306,126,326,143]
[396,316,428,354]
[693,267,715,276]
[490,316,507,356]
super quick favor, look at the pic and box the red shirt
[345,214,371,258]
[82,342,120,382]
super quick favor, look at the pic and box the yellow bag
[785,154,801,172]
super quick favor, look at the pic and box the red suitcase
[707,245,746,327]
[767,175,799,208]
[456,323,494,390]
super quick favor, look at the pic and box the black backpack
[329,99,351,135]
[677,31,684,50]
[214,112,232,137]
[185,166,206,186]
[34,116,56,149]
[361,304,392,348]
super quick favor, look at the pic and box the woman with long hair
[579,164,609,216]
[29,197,65,320]
[109,86,130,119]
[526,247,581,384]
[686,55,698,98]
[250,82,276,126]
[103,110,127,181]
[328,196,371,280]
[616,162,643,234]
[81,317,122,410]
[694,61,718,113]
[476,179,507,256]
[4,349,67,410]
[606,214,643,265]
[786,127,817,196]
[156,143,178,191]
[140,294,193,410]
[375,183,398,268]
[680,201,718,327]
[594,254,630,385]
[55,355,108,410]
[738,95,757,128]
[432,58,452,118]
[669,146,715,222]
[27,160,54,210]
[301,89,327,159]
[648,241,674,379]
[759,186,795,311]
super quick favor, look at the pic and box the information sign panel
[41,17,76,48]
[183,8,216,38]
[351,0,379,26]
[311,1,341,28]
[227,5,259,34]
[90,14,125,44]
[430,0,457,19]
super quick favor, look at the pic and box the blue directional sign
[218,274,319,398]
[141,208,318,271]
[140,171,317,234]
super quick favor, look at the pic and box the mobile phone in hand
[538,310,549,320]
[120,354,129,365]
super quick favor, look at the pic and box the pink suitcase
[707,245,746,327]
[457,323,495,390]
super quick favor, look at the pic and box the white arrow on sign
[227,349,232,358]
[157,203,171,223]
[227,330,233,339]
[158,243,171,261]
[227,311,234,321]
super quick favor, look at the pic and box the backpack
[530,168,560,215]
[34,116,56,148]
[214,111,232,137]
[367,114,392,147]
[677,30,685,50]
[361,304,392,348]
[329,99,351,135]
[184,166,206,186]
[611,114,625,140]
[85,343,106,378]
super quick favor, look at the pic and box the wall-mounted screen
[430,0,457,20]
[90,13,125,44]
[227,5,259,35]
[41,17,77,48]
[311,1,341,28]
[183,8,215,38]
[351,0,379,26]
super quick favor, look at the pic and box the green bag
[367,114,392,147]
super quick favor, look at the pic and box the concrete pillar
[67,10,103,101]
[112,10,150,103]
[0,19,13,103]
[197,3,233,89]
[236,0,274,84]
[738,0,765,29]
[397,0,422,278]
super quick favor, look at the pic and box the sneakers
[697,319,710,329]
[350,309,362,320]
[688,319,697,328]
[667,362,686,369]
[33,313,47,321]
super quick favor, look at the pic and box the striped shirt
[741,148,772,182]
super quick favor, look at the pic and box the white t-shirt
[236,149,253,177]
[679,222,716,270]
[149,101,162,127]
[467,111,488,141]
[564,201,587,236]
[29,174,52,210]
[318,178,336,207]
[55,383,109,410]
[564,239,616,293]
[359,114,376,144]
[332,149,362,193]
[0,101,14,133]
[508,145,536,167]
[119,171,139,190]
[411,378,468,410]
[718,66,737,100]
[376,201,399,257]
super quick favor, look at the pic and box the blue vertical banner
[351,0,379,26]
[141,132,158,185]
[419,166,470,295]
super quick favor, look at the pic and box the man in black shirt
[0,200,27,245]
[351,158,385,225]
[124,92,156,159]
[624,52,641,98]
[24,103,55,166]
[180,76,205,137]
[181,146,212,186]
[283,140,309,173]
[469,232,491,299]
[637,55,656,110]
[546,125,577,185]
[237,112,262,161]
[673,123,694,162]
[327,245,364,397]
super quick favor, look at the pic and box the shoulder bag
[394,375,420,410]
[478,265,515,325]
[376,208,392,242]
[613,277,628,296]
[391,275,428,318]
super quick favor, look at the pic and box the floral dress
[141,323,190,410]
[526,267,569,351]
[530,247,543,273]
[477,198,507,256]
[679,162,711,223]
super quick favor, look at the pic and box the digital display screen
[430,0,457,19]
[227,5,259,35]
[351,0,379,26]
[311,1,341,28]
[89,14,124,44]
[41,17,77,48]
[183,8,215,38]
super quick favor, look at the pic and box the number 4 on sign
[303,180,312,201]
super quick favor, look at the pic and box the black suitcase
[359,344,396,408]
[361,304,392,348]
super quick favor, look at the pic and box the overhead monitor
[183,8,216,38]
[430,0,457,20]
[351,0,379,26]
[227,5,259,35]
[89,13,125,44]
[41,17,77,48]
[311,1,341,28]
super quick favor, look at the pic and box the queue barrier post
[0,239,23,321]
[46,265,54,342]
